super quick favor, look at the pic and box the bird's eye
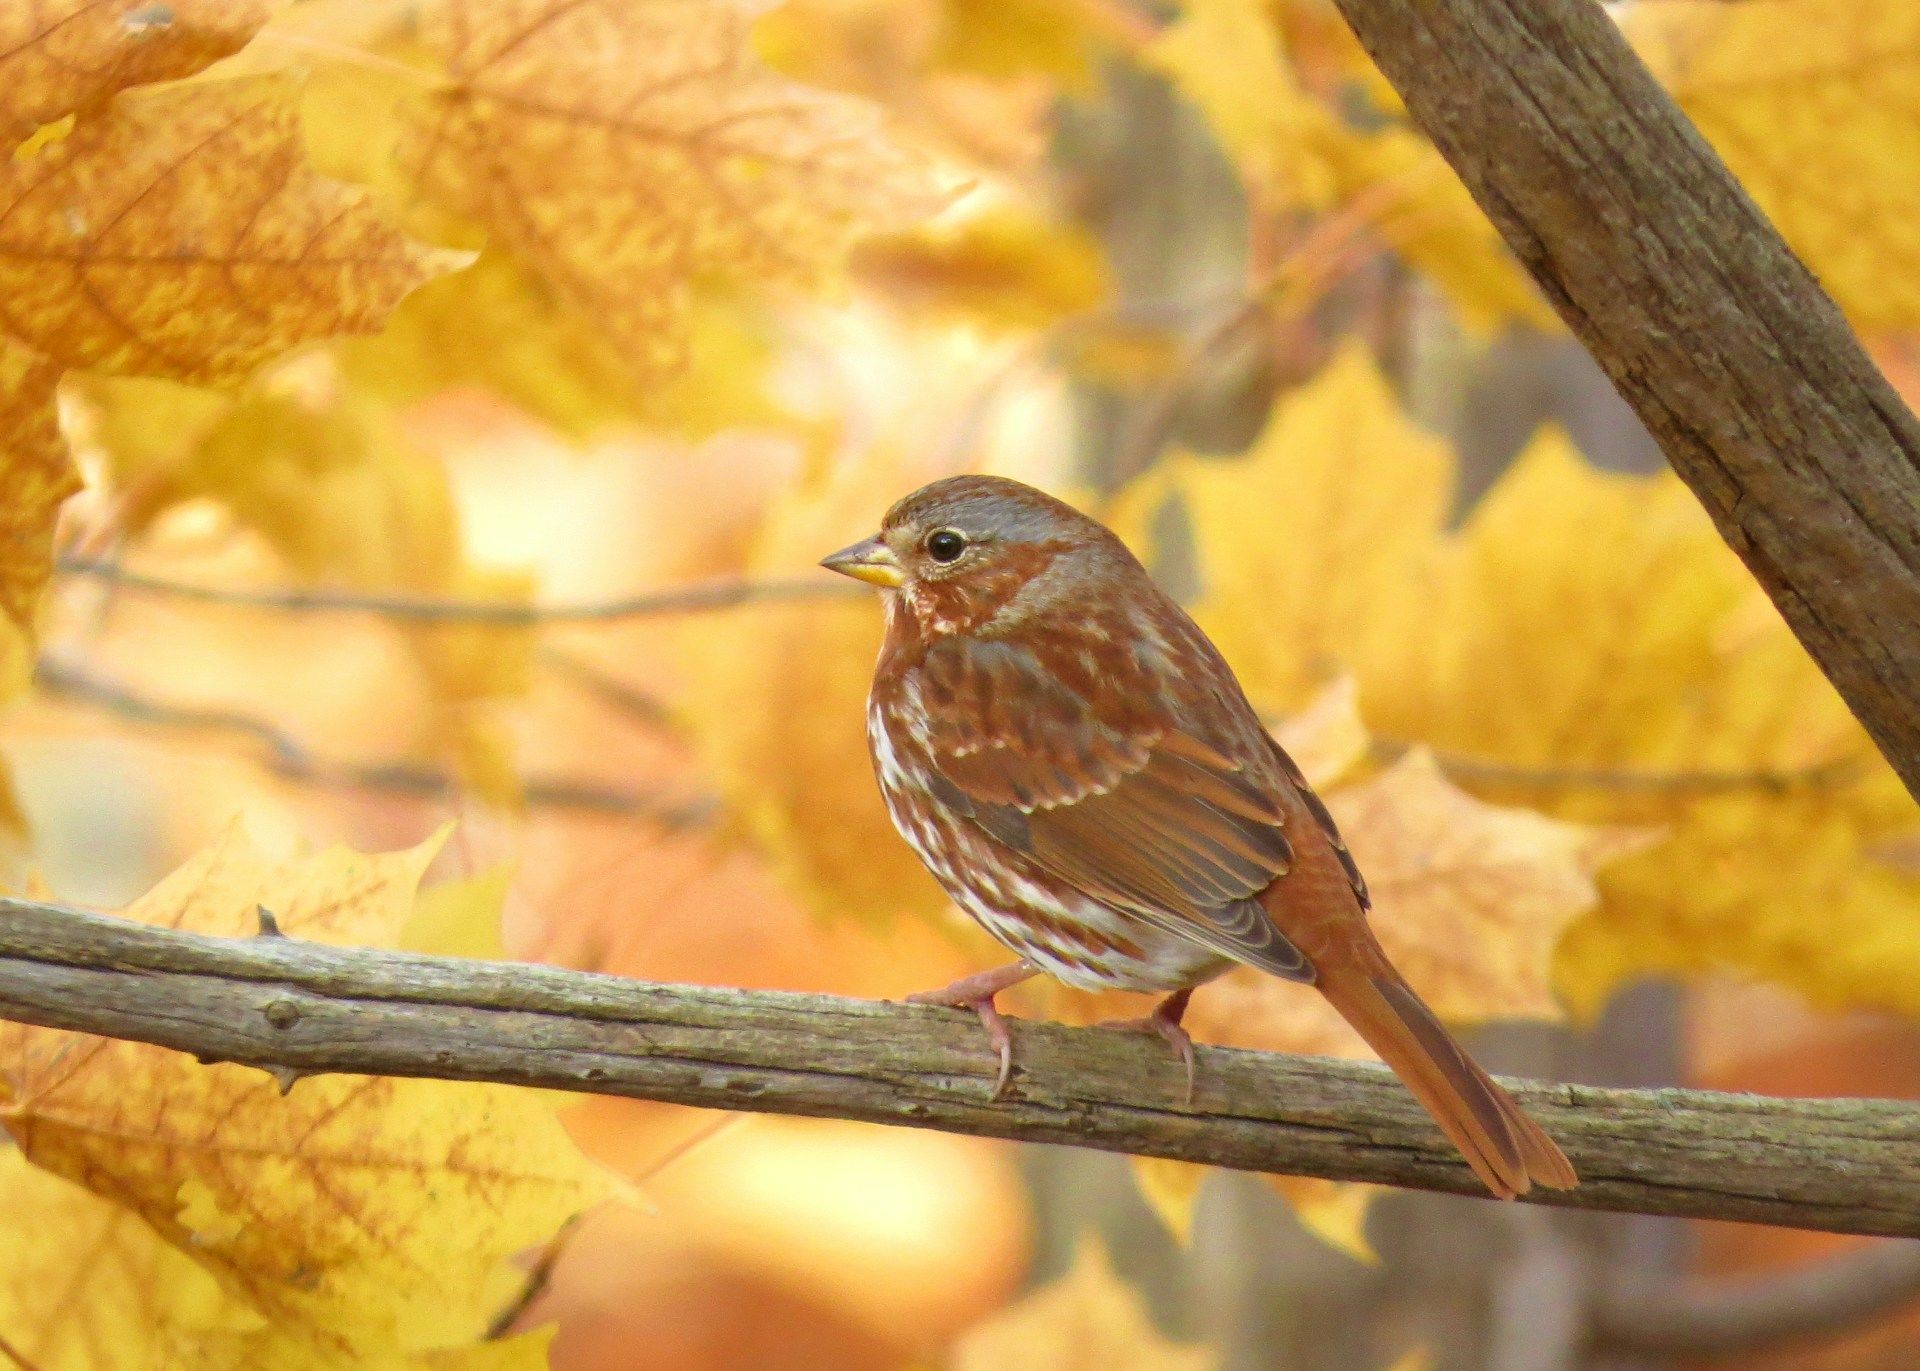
[925,528,968,563]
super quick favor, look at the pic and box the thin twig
[56,558,859,624]
[3,895,1920,1239]
[33,657,715,825]
[1388,742,1873,798]
[1592,1241,1920,1356]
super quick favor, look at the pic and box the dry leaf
[948,1237,1215,1371]
[0,0,279,149]
[0,824,613,1362]
[405,0,953,372]
[0,76,457,383]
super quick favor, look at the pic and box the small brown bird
[822,475,1576,1199]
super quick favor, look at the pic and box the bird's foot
[1100,987,1197,1106]
[905,961,1040,1100]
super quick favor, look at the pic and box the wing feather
[911,636,1314,981]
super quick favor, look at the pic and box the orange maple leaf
[0,0,280,150]
[0,75,458,383]
[404,0,953,370]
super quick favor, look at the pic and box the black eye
[925,528,967,563]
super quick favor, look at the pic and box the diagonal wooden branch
[1,896,1917,1239]
[1325,0,1920,802]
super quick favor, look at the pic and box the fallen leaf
[0,76,458,383]
[404,0,953,372]
[0,0,279,150]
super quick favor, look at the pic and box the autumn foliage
[2,0,1919,1367]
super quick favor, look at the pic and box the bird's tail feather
[1317,967,1577,1199]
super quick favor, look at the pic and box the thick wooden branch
[0,898,1917,1238]
[1326,0,1920,800]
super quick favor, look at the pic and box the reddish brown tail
[1318,966,1577,1199]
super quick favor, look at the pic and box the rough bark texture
[1326,0,1920,801]
[1,896,1917,1239]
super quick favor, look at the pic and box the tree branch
[33,656,715,824]
[56,557,859,623]
[1324,0,1920,802]
[1,897,1917,1240]
[1593,1241,1920,1357]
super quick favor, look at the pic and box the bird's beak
[820,535,905,589]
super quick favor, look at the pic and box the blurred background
[8,0,1920,1367]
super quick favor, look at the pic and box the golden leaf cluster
[1126,346,1920,1016]
[0,0,950,822]
[0,825,612,1368]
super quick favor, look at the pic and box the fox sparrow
[822,475,1575,1199]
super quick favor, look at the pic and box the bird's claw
[908,986,1017,1099]
[904,962,1038,1100]
[1100,989,1198,1106]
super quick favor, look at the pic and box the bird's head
[820,475,1134,638]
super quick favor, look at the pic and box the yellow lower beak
[820,536,905,589]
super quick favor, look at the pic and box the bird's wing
[912,636,1314,980]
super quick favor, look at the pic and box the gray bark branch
[1,896,1917,1239]
[1593,1240,1920,1357]
[1325,0,1920,801]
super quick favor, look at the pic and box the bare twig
[56,558,859,624]
[33,657,715,825]
[1392,743,1872,799]
[1593,1241,1920,1357]
[1,895,1918,1238]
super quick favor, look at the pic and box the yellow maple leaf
[931,0,1100,85]
[402,0,953,373]
[948,1236,1216,1371]
[0,76,457,384]
[673,438,953,924]
[1146,0,1549,332]
[1119,342,1453,713]
[0,1148,272,1371]
[1147,0,1336,206]
[1309,123,1558,335]
[1132,347,1920,1019]
[1629,0,1920,333]
[0,0,279,150]
[0,824,613,1363]
[1372,435,1920,1015]
[855,204,1111,333]
[0,1148,554,1369]
[337,250,788,439]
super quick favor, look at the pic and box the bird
[820,474,1577,1200]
